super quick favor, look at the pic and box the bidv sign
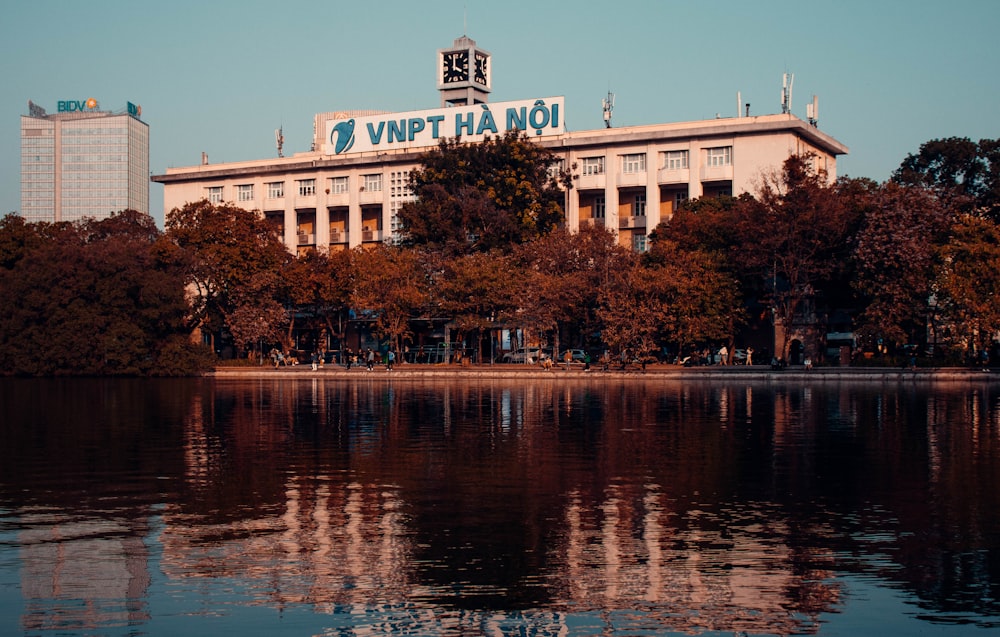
[57,97,99,113]
[325,97,564,156]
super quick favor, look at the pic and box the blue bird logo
[330,119,355,154]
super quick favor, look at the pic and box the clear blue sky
[3,0,998,226]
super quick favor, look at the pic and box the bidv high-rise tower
[20,98,149,223]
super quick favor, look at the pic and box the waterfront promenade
[211,362,1000,382]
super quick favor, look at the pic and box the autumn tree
[281,249,353,354]
[647,195,750,356]
[161,200,290,353]
[596,265,659,360]
[660,247,744,356]
[893,137,1000,221]
[511,225,631,356]
[397,129,568,256]
[737,155,863,359]
[0,211,212,376]
[0,214,58,269]
[851,181,953,348]
[649,194,747,258]
[350,244,429,353]
[937,214,1000,355]
[434,250,518,362]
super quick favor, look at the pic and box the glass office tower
[20,103,149,223]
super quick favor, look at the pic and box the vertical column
[348,170,362,248]
[646,144,661,233]
[379,170,390,242]
[688,142,703,200]
[604,151,618,234]
[283,208,296,253]
[316,182,330,250]
[564,150,579,232]
[53,119,62,222]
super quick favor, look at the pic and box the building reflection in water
[154,379,855,634]
[18,514,151,632]
[6,376,999,635]
[2,378,191,633]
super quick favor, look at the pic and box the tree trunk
[286,312,296,350]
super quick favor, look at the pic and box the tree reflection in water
[1,377,998,635]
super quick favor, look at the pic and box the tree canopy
[397,129,568,256]
[0,210,213,376]
[893,136,1000,220]
[161,199,291,351]
[850,181,952,345]
[9,134,1000,374]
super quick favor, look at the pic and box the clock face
[474,52,489,86]
[442,50,469,84]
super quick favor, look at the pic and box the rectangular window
[663,150,689,170]
[594,195,606,219]
[363,173,382,192]
[297,178,316,196]
[237,184,253,202]
[330,176,349,194]
[632,234,648,253]
[389,171,415,240]
[622,153,646,174]
[674,191,689,209]
[207,186,223,203]
[582,156,605,176]
[633,193,646,217]
[389,171,412,199]
[706,146,732,167]
[267,182,284,199]
[547,160,564,182]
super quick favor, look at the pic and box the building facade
[152,38,847,254]
[21,99,149,223]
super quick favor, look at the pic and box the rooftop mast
[602,90,615,128]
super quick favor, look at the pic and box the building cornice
[151,148,432,184]
[546,114,848,156]
[151,114,847,184]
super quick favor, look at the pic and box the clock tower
[438,36,491,107]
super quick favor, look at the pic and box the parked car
[559,349,588,364]
[501,348,543,364]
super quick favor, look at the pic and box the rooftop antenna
[781,72,794,114]
[806,95,819,127]
[275,126,284,158]
[602,90,615,128]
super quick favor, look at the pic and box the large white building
[152,37,847,253]
[21,99,149,223]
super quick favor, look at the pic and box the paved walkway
[211,363,1000,382]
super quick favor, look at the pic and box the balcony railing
[618,215,647,230]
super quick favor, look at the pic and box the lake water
[1,376,998,636]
